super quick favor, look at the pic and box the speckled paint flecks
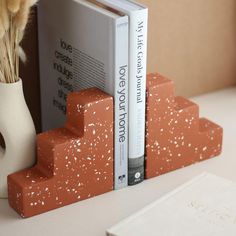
[8,88,114,218]
[7,74,223,217]
[145,73,223,179]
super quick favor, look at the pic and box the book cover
[107,173,236,236]
[38,0,129,189]
[96,0,148,185]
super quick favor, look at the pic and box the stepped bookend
[145,73,223,179]
[8,88,114,218]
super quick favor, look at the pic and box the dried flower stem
[0,0,38,84]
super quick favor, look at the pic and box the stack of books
[38,0,148,189]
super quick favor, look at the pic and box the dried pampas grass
[7,0,21,14]
[0,0,37,83]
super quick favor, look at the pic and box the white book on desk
[97,0,148,186]
[107,173,236,236]
[38,0,129,189]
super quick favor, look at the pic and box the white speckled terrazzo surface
[1,87,236,236]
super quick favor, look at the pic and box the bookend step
[145,73,223,179]
[7,73,223,218]
[8,88,114,218]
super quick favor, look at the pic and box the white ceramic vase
[0,80,36,198]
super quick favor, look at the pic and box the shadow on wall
[20,7,41,133]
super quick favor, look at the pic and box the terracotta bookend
[8,88,114,218]
[145,73,223,179]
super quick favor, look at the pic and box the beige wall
[139,0,236,96]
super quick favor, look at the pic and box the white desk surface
[1,87,236,236]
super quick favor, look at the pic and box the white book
[96,0,148,185]
[38,0,129,189]
[107,173,236,236]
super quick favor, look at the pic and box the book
[96,0,148,186]
[107,173,236,236]
[37,0,129,189]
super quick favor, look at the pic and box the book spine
[128,9,148,185]
[113,17,129,189]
